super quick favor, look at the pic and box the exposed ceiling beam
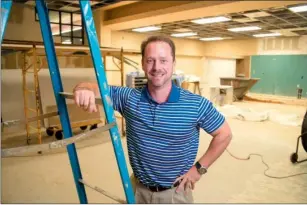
[103,1,307,31]
[95,1,138,11]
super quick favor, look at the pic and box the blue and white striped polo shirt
[109,82,225,187]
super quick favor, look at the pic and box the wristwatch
[195,161,208,175]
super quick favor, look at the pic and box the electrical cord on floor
[226,149,307,179]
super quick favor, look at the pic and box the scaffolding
[2,39,140,144]
[22,45,44,144]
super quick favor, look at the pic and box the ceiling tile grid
[22,0,119,12]
[124,3,307,41]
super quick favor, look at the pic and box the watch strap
[195,161,202,169]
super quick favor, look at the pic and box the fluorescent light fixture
[289,5,307,13]
[171,32,197,37]
[187,36,200,39]
[132,26,161,32]
[228,26,261,32]
[173,28,192,32]
[253,33,282,37]
[200,37,224,41]
[191,16,231,24]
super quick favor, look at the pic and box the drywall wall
[200,57,236,97]
[1,53,95,70]
[111,31,205,57]
[1,69,108,131]
[1,70,25,123]
[256,36,307,55]
[202,39,258,58]
[202,36,307,82]
[4,4,42,42]
[250,55,307,98]
[38,69,107,127]
[206,58,236,87]
[110,30,205,86]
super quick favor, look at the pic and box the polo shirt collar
[140,82,180,103]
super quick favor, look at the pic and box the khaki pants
[130,175,194,204]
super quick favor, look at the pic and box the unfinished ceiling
[22,0,122,12]
[122,3,307,40]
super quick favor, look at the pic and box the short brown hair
[141,35,176,62]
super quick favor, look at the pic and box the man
[73,35,232,203]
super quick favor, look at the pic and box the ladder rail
[35,0,87,203]
[32,45,43,144]
[1,0,134,203]
[22,52,32,143]
[0,0,12,43]
[79,1,135,203]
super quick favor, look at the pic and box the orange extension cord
[226,149,307,179]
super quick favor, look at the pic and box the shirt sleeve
[109,86,133,116]
[197,97,225,134]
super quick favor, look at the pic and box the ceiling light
[191,16,231,24]
[132,26,161,32]
[171,32,197,37]
[173,28,192,32]
[228,26,261,32]
[253,33,282,37]
[200,37,224,41]
[289,5,307,13]
[187,36,200,39]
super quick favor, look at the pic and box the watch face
[199,167,207,174]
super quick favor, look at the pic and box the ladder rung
[25,89,35,93]
[27,111,58,123]
[78,179,126,203]
[59,92,103,105]
[27,108,37,112]
[28,125,40,131]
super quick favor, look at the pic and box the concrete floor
[1,101,307,203]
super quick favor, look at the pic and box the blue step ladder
[1,0,135,203]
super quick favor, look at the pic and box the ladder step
[78,179,126,203]
[27,108,37,112]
